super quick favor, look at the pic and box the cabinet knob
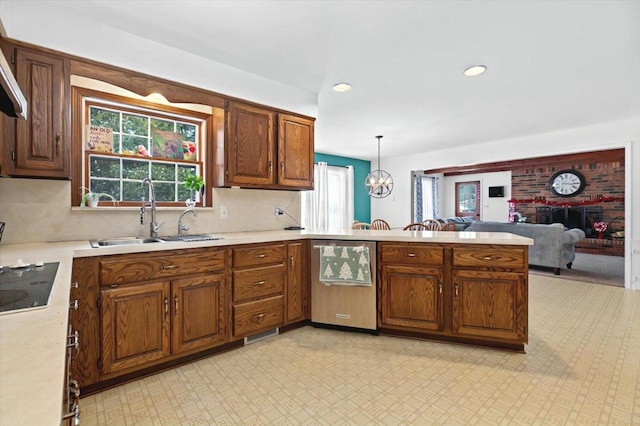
[69,300,78,311]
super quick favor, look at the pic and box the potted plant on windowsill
[183,173,204,207]
[80,188,118,208]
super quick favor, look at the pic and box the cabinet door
[13,47,69,177]
[452,270,527,342]
[171,275,227,354]
[226,101,275,186]
[277,113,314,189]
[285,241,308,324]
[380,265,444,331]
[101,282,170,375]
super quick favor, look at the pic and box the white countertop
[0,229,532,425]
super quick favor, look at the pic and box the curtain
[413,174,439,221]
[302,163,354,231]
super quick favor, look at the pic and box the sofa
[466,222,586,275]
[436,216,476,231]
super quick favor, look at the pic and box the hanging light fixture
[365,135,393,198]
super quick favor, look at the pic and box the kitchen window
[72,87,212,207]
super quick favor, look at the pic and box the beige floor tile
[80,275,640,425]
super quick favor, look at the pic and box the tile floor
[80,275,640,425]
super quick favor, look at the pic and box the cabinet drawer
[232,244,285,268]
[453,247,525,269]
[233,264,284,303]
[233,295,283,337]
[380,244,444,265]
[100,248,225,286]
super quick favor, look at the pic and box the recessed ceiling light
[332,83,352,92]
[463,65,487,77]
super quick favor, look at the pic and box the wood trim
[425,148,625,176]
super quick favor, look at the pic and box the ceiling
[3,1,640,160]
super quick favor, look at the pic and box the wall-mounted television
[488,186,505,198]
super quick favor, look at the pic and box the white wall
[441,171,511,222]
[373,118,640,289]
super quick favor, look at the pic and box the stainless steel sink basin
[160,234,224,242]
[89,237,165,248]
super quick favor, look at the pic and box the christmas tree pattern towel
[319,245,371,286]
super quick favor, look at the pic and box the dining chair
[352,222,371,230]
[421,219,442,231]
[403,223,429,231]
[371,219,391,230]
[440,222,457,231]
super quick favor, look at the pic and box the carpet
[528,252,624,287]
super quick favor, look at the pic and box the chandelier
[365,135,393,198]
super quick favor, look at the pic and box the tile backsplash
[0,178,301,244]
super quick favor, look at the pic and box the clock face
[549,170,586,197]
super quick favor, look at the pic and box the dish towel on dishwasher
[319,245,371,286]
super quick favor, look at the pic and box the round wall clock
[549,170,586,197]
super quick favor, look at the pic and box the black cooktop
[0,262,59,314]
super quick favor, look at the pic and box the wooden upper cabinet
[225,101,276,186]
[278,113,314,189]
[11,46,70,178]
[219,100,314,190]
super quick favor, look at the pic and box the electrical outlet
[273,207,283,217]
[220,206,228,219]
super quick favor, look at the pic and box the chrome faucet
[140,177,164,237]
[178,208,197,236]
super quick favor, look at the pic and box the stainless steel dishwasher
[310,240,377,331]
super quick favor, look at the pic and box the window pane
[122,159,149,180]
[178,185,191,203]
[123,181,143,202]
[90,179,120,200]
[122,135,150,154]
[90,107,119,130]
[151,163,176,181]
[112,134,121,154]
[122,113,148,136]
[177,123,196,142]
[177,165,197,181]
[151,118,174,132]
[90,157,120,179]
[153,182,176,202]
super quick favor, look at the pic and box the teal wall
[315,153,371,223]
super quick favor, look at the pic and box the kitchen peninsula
[0,229,532,425]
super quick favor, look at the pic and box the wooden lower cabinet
[378,242,528,350]
[380,265,444,331]
[171,275,227,354]
[452,270,527,342]
[285,240,309,324]
[71,247,229,390]
[101,281,170,375]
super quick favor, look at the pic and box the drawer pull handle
[161,264,179,270]
[406,253,417,257]
[483,256,493,260]
[253,280,267,286]
[255,254,267,258]
[69,300,78,311]
[254,313,266,320]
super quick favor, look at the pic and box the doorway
[455,181,480,220]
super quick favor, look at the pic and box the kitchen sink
[89,237,166,248]
[160,234,224,242]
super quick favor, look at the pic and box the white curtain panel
[302,163,354,231]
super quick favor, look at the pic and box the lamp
[365,135,393,198]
